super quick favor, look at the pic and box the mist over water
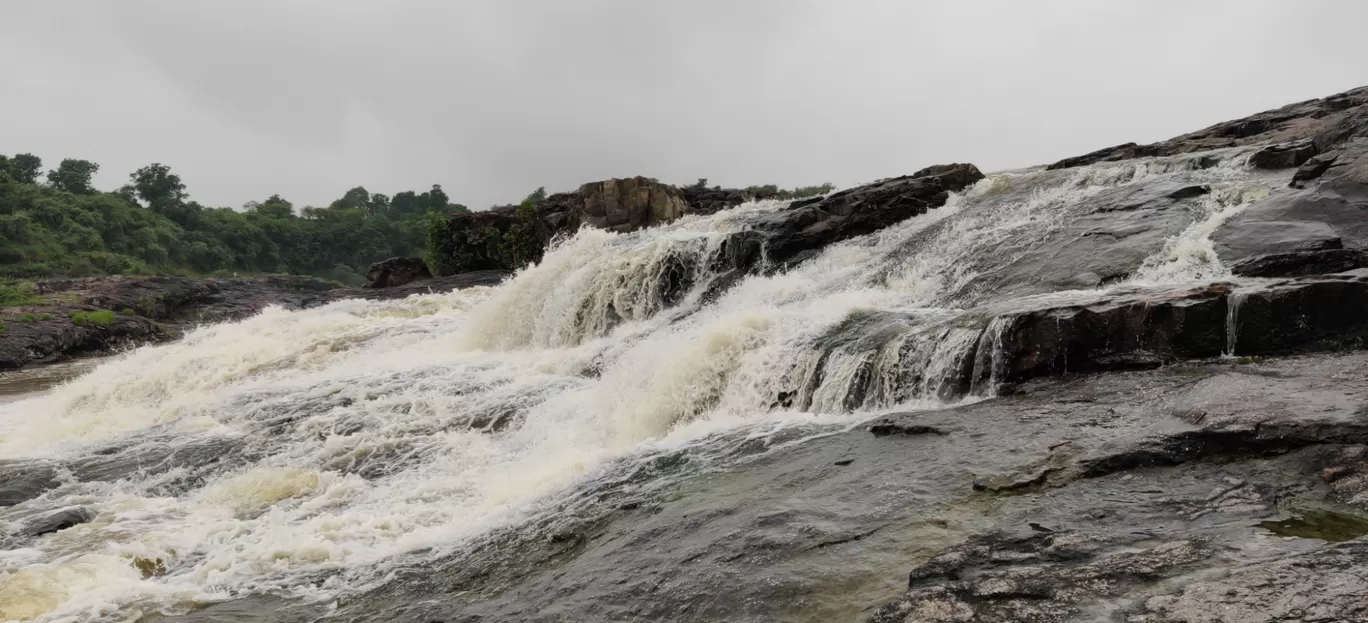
[0,150,1271,622]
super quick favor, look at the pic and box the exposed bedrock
[176,354,1368,623]
[790,269,1368,410]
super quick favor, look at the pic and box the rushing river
[0,149,1276,622]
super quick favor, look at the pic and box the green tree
[130,163,187,206]
[524,186,547,204]
[390,190,421,217]
[331,186,370,212]
[368,192,391,216]
[428,184,450,211]
[424,212,459,276]
[8,153,43,184]
[47,159,100,194]
[250,194,295,219]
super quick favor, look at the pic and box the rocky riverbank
[0,271,508,369]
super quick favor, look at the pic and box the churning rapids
[1,150,1271,622]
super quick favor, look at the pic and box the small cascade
[1225,290,1247,356]
[1130,180,1270,285]
[968,315,1014,396]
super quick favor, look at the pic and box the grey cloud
[3,0,1366,210]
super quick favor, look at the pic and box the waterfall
[1226,289,1248,356]
[0,148,1279,622]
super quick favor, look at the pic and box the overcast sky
[3,0,1365,210]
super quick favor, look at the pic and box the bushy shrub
[0,282,36,307]
[70,309,116,326]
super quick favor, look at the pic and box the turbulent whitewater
[0,150,1271,622]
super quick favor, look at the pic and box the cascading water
[0,147,1281,622]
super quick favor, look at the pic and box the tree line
[1,152,838,284]
[0,152,467,285]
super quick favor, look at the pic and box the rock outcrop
[0,308,164,369]
[364,257,432,288]
[1214,138,1368,277]
[1047,85,1368,170]
[577,177,692,232]
[433,177,696,273]
[716,163,985,274]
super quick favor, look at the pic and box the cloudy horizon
[3,0,1366,210]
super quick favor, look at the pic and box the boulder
[1214,138,1368,276]
[22,506,96,537]
[715,164,986,274]
[1046,142,1161,170]
[577,177,692,233]
[364,257,432,289]
[0,460,59,506]
[1249,138,1318,169]
[678,185,749,214]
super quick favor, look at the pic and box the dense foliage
[1,152,837,283]
[0,153,467,285]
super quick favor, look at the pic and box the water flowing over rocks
[7,86,1368,623]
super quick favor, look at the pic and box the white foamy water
[0,150,1280,622]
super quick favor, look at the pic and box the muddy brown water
[0,358,104,405]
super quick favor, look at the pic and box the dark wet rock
[0,460,59,506]
[1291,148,1344,187]
[1046,142,1162,170]
[993,284,1231,383]
[1215,139,1368,275]
[716,164,984,274]
[1215,219,1343,261]
[957,179,1217,301]
[868,420,947,437]
[70,433,248,489]
[787,269,1368,405]
[909,163,987,191]
[22,506,96,536]
[331,270,509,302]
[1229,270,1368,355]
[977,270,1368,385]
[678,184,750,214]
[0,307,165,369]
[1249,138,1318,169]
[365,257,432,288]
[1229,248,1368,277]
